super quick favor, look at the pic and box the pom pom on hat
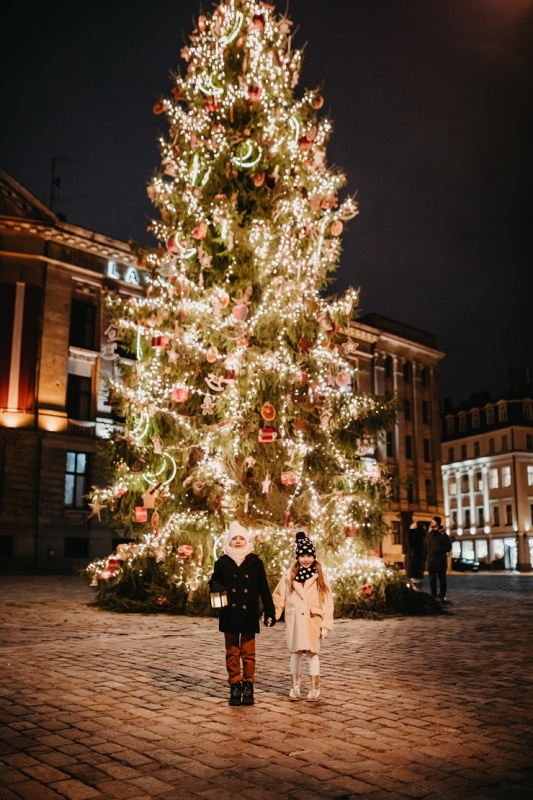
[227,520,250,543]
[295,531,316,559]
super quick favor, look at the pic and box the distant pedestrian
[272,532,334,702]
[426,516,452,602]
[209,521,276,707]
[407,520,427,587]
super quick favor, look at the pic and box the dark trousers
[429,568,447,599]
[224,631,256,684]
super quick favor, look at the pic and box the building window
[69,299,97,350]
[446,417,455,434]
[477,507,484,527]
[502,466,511,488]
[423,439,431,462]
[403,361,412,382]
[386,431,394,458]
[451,510,457,528]
[385,355,393,377]
[459,414,467,432]
[528,465,533,487]
[498,403,508,422]
[527,434,533,451]
[475,472,483,491]
[472,410,480,428]
[486,406,495,424]
[391,521,401,545]
[449,477,457,496]
[489,438,495,454]
[448,447,454,463]
[501,435,508,452]
[422,401,429,424]
[425,479,435,505]
[461,474,469,493]
[524,402,533,420]
[493,506,500,526]
[505,504,512,526]
[66,374,92,421]
[405,435,413,459]
[461,444,467,460]
[407,482,416,503]
[64,452,88,509]
[474,441,480,458]
[464,509,471,527]
[404,399,412,420]
[420,367,428,387]
[64,537,90,558]
[489,468,499,489]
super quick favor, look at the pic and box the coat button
[231,603,236,608]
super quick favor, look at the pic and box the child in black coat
[209,521,275,706]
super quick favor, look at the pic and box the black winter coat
[209,553,275,634]
[426,528,452,571]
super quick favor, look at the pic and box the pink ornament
[178,544,194,559]
[361,583,374,598]
[232,303,249,321]
[216,289,230,308]
[151,335,170,349]
[191,221,208,240]
[171,386,189,403]
[135,507,148,523]
[206,346,219,363]
[281,471,298,486]
[258,427,278,443]
[331,220,344,236]
[335,371,351,387]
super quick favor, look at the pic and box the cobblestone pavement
[1,573,532,800]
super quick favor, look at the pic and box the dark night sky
[2,0,532,406]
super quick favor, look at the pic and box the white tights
[290,650,320,676]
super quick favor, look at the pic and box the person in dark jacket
[406,521,427,586]
[426,516,452,602]
[209,521,275,706]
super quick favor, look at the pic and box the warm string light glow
[87,0,397,607]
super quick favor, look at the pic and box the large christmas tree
[87,0,402,614]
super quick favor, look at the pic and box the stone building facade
[0,169,445,572]
[441,382,533,571]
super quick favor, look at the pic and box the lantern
[210,589,228,608]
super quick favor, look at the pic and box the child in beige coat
[273,532,334,701]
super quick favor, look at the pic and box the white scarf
[224,541,254,566]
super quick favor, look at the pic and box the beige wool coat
[273,568,334,654]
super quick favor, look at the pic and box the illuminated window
[498,403,507,422]
[461,474,469,492]
[489,468,499,489]
[486,406,495,425]
[475,472,483,491]
[449,477,457,496]
[472,410,480,428]
[527,466,533,487]
[502,466,511,487]
[64,452,88,509]
[391,521,401,545]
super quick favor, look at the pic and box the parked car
[452,557,480,572]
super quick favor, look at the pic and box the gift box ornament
[177,544,194,559]
[258,427,277,442]
[135,507,148,523]
[151,335,170,349]
[281,470,298,485]
[210,589,228,608]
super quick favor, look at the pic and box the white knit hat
[227,520,250,543]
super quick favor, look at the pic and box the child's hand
[321,627,329,638]
[264,616,276,627]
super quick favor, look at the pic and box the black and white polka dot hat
[295,531,316,559]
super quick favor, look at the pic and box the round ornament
[206,346,219,363]
[260,403,276,422]
[331,220,344,236]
